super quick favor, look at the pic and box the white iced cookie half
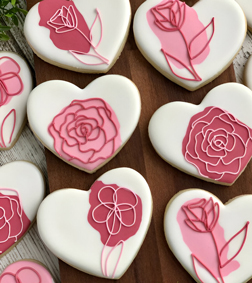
[0,161,45,257]
[27,75,141,173]
[37,167,153,279]
[164,189,252,283]
[149,83,252,185]
[0,260,55,283]
[0,52,32,149]
[24,0,131,73]
[133,0,246,91]
[235,0,252,32]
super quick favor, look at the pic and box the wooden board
[27,0,252,282]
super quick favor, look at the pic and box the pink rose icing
[177,197,249,282]
[88,180,142,278]
[0,260,53,283]
[48,98,121,172]
[0,189,30,254]
[182,106,252,184]
[146,0,214,81]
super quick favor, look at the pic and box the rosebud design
[147,0,214,81]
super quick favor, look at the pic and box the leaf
[17,8,27,15]
[0,109,16,148]
[89,9,102,49]
[69,50,109,66]
[11,14,18,26]
[192,255,220,283]
[219,221,249,268]
[161,48,201,81]
[0,25,11,31]
[0,33,9,41]
[104,241,124,278]
[189,18,215,60]
[11,0,16,6]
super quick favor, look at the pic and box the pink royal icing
[0,260,53,283]
[177,197,249,283]
[0,189,30,254]
[146,0,214,81]
[0,57,23,106]
[182,106,252,184]
[38,0,109,66]
[88,180,142,278]
[48,98,121,171]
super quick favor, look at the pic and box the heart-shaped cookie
[0,260,54,283]
[149,83,252,185]
[164,189,252,283]
[24,0,131,73]
[0,52,32,149]
[133,0,246,91]
[27,75,141,173]
[235,0,252,32]
[0,161,45,257]
[37,167,153,279]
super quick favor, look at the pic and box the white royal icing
[148,83,252,185]
[0,52,32,149]
[235,0,252,32]
[164,189,252,283]
[24,0,131,73]
[37,167,153,279]
[27,75,141,173]
[0,161,45,221]
[133,0,246,91]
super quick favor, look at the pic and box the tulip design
[39,0,109,66]
[88,181,142,278]
[147,0,214,81]
[181,198,249,283]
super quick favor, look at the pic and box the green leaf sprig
[0,0,27,41]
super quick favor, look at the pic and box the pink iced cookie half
[0,260,54,283]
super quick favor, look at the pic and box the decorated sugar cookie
[0,52,32,149]
[24,0,131,73]
[37,167,153,279]
[149,83,252,185]
[0,260,54,283]
[164,189,252,283]
[133,0,246,91]
[235,0,252,32]
[0,161,45,257]
[27,75,141,173]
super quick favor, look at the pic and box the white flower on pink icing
[48,98,121,171]
[182,106,252,183]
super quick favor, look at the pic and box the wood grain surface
[27,0,252,282]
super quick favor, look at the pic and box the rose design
[48,98,121,171]
[182,106,252,184]
[38,0,109,65]
[178,197,249,283]
[0,56,23,107]
[182,198,219,233]
[88,180,142,278]
[147,0,214,81]
[0,190,30,253]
